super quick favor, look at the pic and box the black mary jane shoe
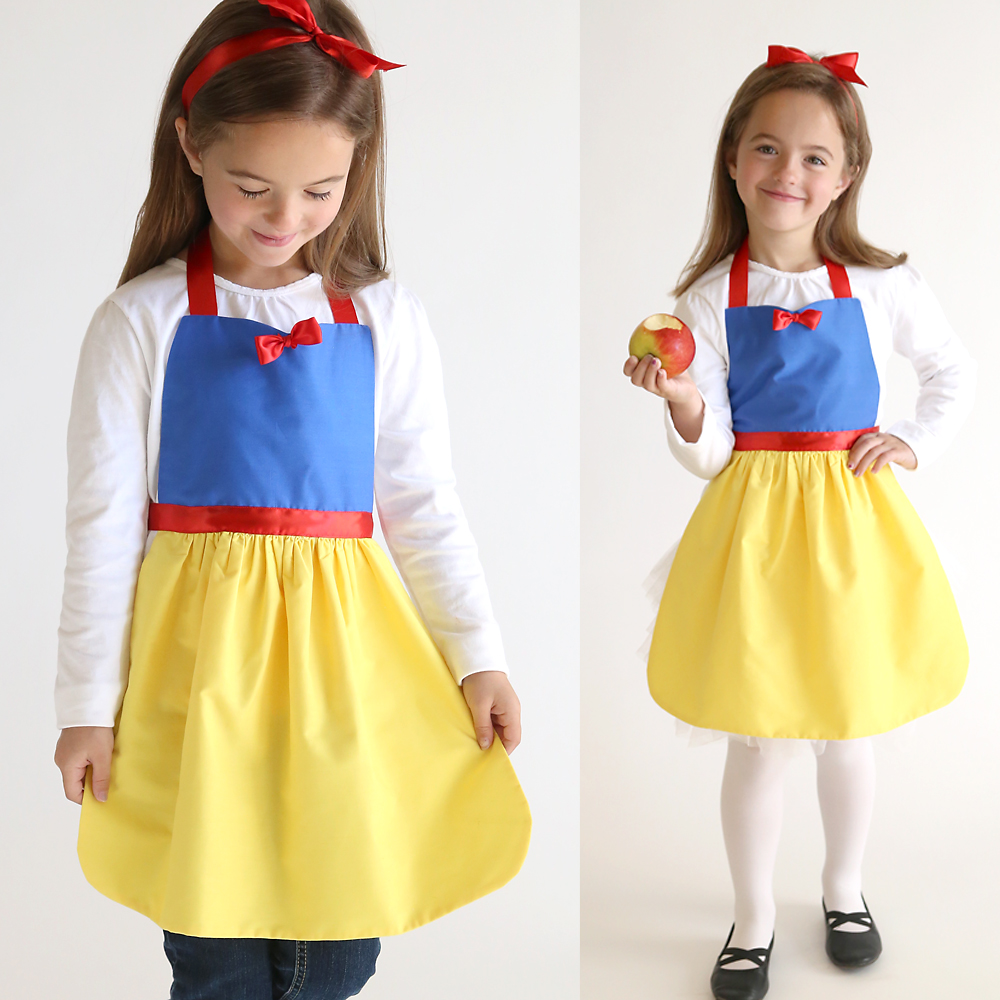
[823,896,882,968]
[710,925,773,1000]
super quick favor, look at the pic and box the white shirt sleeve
[880,264,976,468]
[369,288,507,684]
[56,300,151,729]
[663,288,735,479]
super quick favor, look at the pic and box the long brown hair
[119,0,389,294]
[675,58,905,297]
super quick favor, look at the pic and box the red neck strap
[185,228,358,324]
[728,238,852,308]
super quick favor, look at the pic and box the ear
[174,117,204,178]
[727,150,738,181]
[832,163,858,201]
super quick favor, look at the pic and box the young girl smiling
[53,1,531,996]
[627,47,973,1000]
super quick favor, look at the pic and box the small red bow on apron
[773,308,822,331]
[255,317,323,365]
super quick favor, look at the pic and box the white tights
[720,737,876,957]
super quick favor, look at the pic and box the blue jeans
[163,931,380,1000]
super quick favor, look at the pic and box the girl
[625,47,973,1000]
[52,1,531,996]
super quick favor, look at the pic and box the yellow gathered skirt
[647,450,968,741]
[78,531,531,940]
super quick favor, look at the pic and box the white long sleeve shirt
[665,257,976,479]
[56,259,507,729]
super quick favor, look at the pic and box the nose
[262,197,298,233]
[773,153,799,185]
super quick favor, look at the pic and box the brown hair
[674,58,905,297]
[119,0,389,294]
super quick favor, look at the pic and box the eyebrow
[748,133,834,157]
[228,170,346,186]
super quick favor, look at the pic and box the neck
[207,221,311,289]
[746,225,823,272]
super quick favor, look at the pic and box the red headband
[182,0,403,114]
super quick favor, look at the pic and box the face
[175,117,356,274]
[727,89,854,247]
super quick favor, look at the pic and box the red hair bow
[260,0,403,77]
[182,0,402,113]
[766,46,867,87]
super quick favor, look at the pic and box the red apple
[628,314,695,378]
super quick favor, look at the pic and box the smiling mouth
[252,230,296,247]
[762,189,805,203]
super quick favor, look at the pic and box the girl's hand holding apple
[625,314,704,440]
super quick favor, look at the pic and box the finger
[871,447,904,475]
[629,355,653,386]
[90,747,113,804]
[491,699,522,755]
[61,760,87,805]
[855,443,890,477]
[641,357,663,393]
[496,712,521,754]
[623,356,639,376]
[848,437,885,474]
[469,698,495,750]
[846,434,879,470]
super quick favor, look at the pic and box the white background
[582,1,1000,998]
[0,1,579,997]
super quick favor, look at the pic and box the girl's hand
[624,354,705,443]
[461,671,521,754]
[847,432,917,477]
[623,354,698,403]
[54,726,114,804]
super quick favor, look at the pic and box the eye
[239,187,266,199]
[307,191,333,201]
[806,155,827,166]
[755,144,777,155]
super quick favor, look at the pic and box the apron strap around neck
[728,239,750,308]
[184,227,359,323]
[187,227,218,316]
[728,237,853,307]
[329,295,358,324]
[822,257,853,298]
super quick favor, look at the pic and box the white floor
[581,711,998,999]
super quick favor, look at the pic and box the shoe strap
[717,945,770,969]
[825,908,874,930]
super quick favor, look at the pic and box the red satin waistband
[733,427,878,452]
[148,503,374,538]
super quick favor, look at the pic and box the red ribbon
[260,0,403,76]
[182,0,402,113]
[766,46,867,86]
[773,308,822,331]
[149,502,374,539]
[255,317,323,365]
[733,427,878,452]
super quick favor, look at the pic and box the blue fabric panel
[725,298,879,433]
[159,315,374,511]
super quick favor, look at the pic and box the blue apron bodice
[157,230,374,515]
[724,240,879,435]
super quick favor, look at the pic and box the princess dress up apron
[647,241,968,741]
[77,231,531,939]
